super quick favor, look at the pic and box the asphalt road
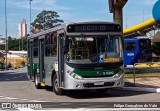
[0,67,160,110]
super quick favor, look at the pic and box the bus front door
[57,32,65,87]
[28,41,33,80]
[39,39,45,83]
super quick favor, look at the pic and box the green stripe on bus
[73,68,120,77]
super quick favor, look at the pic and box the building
[0,38,5,45]
[18,19,27,38]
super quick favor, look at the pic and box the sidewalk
[123,77,160,92]
[125,77,160,88]
[124,65,160,92]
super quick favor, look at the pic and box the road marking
[0,95,46,102]
[0,96,18,100]
[17,108,35,111]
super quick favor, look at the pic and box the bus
[27,22,124,95]
[124,38,152,66]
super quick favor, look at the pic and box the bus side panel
[44,57,57,86]
[32,58,39,76]
[27,63,31,78]
[134,40,139,64]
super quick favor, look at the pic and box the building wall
[18,24,21,38]
[18,19,27,38]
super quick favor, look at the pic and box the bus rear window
[139,39,151,49]
[125,42,136,51]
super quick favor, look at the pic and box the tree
[0,52,5,69]
[31,10,64,33]
[1,36,28,51]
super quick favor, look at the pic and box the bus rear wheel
[52,74,65,95]
[35,72,41,89]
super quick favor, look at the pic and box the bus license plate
[94,81,104,86]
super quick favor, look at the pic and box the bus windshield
[66,35,123,64]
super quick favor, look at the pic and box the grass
[124,71,160,78]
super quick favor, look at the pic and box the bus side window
[45,34,51,56]
[33,38,38,57]
[51,32,57,56]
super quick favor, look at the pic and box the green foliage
[21,60,26,67]
[0,61,5,69]
[7,63,12,68]
[0,36,27,51]
[0,45,5,50]
[31,10,64,33]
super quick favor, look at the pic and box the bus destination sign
[67,24,121,33]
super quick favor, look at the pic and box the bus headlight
[73,74,82,80]
[114,66,124,78]
[114,71,123,78]
[68,71,83,80]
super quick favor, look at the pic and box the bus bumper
[64,74,124,90]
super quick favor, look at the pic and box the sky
[0,0,158,38]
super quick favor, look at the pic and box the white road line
[0,95,46,102]
[0,96,18,100]
[17,108,34,111]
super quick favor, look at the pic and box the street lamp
[5,0,8,69]
[29,0,33,34]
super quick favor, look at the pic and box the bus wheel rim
[54,78,59,91]
[35,76,38,85]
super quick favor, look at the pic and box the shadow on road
[66,89,151,99]
[0,71,29,81]
[44,86,151,99]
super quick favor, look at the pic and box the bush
[0,62,5,69]
[21,60,26,67]
[7,63,12,68]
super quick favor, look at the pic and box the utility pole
[43,11,45,30]
[22,37,23,50]
[29,0,32,34]
[5,0,8,69]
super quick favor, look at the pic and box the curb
[119,87,160,93]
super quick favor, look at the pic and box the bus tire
[52,74,65,95]
[35,71,41,89]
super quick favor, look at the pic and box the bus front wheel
[52,74,65,95]
[35,72,41,89]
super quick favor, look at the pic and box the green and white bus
[27,22,124,95]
